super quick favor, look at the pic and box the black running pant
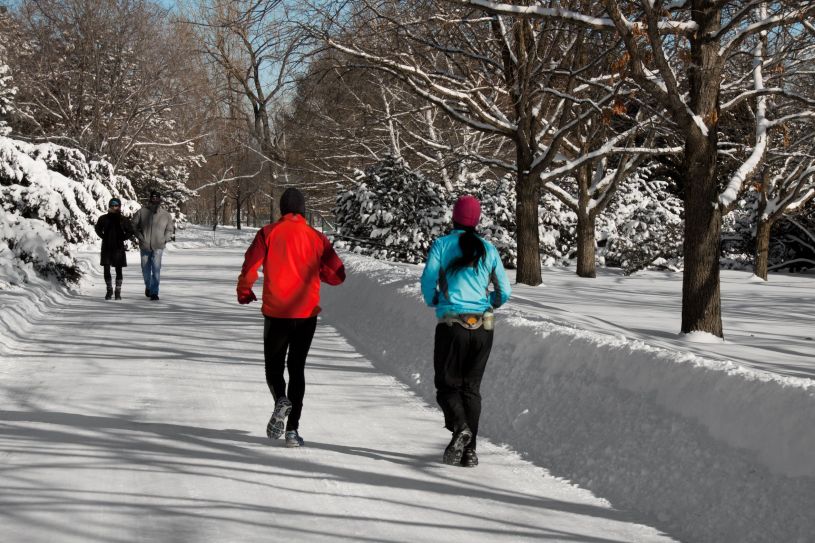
[103,265,122,288]
[264,316,318,431]
[433,323,494,450]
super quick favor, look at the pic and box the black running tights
[263,316,318,431]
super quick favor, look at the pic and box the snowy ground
[506,266,815,380]
[0,226,674,543]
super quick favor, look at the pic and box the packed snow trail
[0,245,674,543]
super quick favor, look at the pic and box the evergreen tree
[1,137,136,284]
[334,155,448,263]
[600,164,684,274]
[0,11,17,137]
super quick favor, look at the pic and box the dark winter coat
[95,212,135,267]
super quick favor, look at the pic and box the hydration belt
[440,310,495,330]
[441,313,486,330]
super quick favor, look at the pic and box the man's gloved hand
[237,290,257,304]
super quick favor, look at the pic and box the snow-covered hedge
[333,157,812,275]
[600,165,684,274]
[333,157,685,271]
[0,136,137,286]
[333,157,574,267]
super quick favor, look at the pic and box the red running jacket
[237,214,345,318]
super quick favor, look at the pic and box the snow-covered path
[0,247,674,543]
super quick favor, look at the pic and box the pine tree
[0,12,17,137]
[334,155,449,263]
[600,164,684,274]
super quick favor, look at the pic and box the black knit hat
[149,190,161,200]
[109,198,121,207]
[280,188,306,216]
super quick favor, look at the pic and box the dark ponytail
[446,224,486,274]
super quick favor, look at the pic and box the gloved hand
[237,290,257,304]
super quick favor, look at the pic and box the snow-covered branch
[719,10,770,209]
[447,0,698,35]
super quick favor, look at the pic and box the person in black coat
[94,198,135,300]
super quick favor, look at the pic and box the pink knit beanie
[452,195,481,227]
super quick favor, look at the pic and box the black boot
[115,278,122,300]
[442,425,472,465]
[461,448,478,468]
[105,287,113,300]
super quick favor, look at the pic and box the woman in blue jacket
[420,195,512,467]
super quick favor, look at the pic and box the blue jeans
[140,249,163,296]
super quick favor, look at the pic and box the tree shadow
[0,408,662,543]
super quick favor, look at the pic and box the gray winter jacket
[131,205,175,251]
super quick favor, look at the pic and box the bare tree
[754,148,815,279]
[282,57,508,210]
[316,0,660,285]
[9,0,207,169]
[456,0,815,336]
[186,0,310,221]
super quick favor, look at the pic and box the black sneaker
[461,448,478,468]
[149,294,159,301]
[266,396,292,439]
[442,425,472,465]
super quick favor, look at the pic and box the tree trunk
[236,197,242,230]
[266,159,279,222]
[515,162,542,285]
[754,218,772,281]
[212,189,218,231]
[576,210,596,278]
[681,137,722,336]
[575,166,596,278]
[681,1,724,337]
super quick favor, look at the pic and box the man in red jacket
[237,188,345,447]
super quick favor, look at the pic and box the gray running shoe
[285,430,304,448]
[266,396,292,439]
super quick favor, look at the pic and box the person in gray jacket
[131,190,174,301]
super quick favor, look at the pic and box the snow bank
[321,254,815,543]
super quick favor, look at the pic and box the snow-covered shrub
[121,148,198,223]
[333,156,584,268]
[333,155,449,263]
[539,192,578,266]
[0,25,16,137]
[455,172,517,267]
[720,191,758,270]
[600,165,684,274]
[0,136,137,286]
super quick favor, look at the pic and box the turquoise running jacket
[420,230,512,318]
